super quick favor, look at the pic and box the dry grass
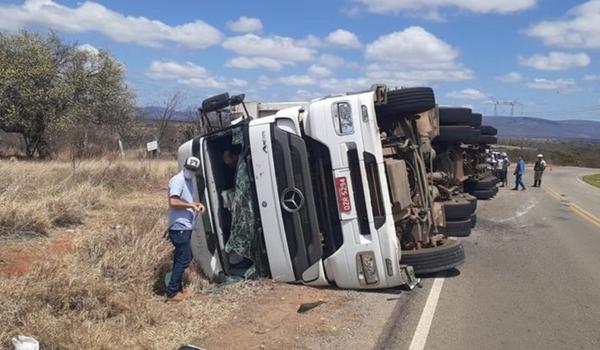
[0,159,352,349]
[0,159,241,349]
[0,159,173,236]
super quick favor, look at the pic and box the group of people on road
[489,152,547,191]
[512,154,547,190]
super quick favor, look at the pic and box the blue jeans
[166,229,192,297]
[515,174,525,190]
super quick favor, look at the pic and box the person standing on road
[165,156,206,302]
[533,154,547,187]
[513,157,526,191]
[499,152,511,187]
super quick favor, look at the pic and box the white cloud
[146,61,207,80]
[307,64,332,77]
[225,56,285,71]
[226,16,263,33]
[318,54,359,69]
[365,27,457,66]
[146,60,246,89]
[497,71,524,83]
[527,1,600,49]
[364,27,472,85]
[222,34,316,62]
[446,89,488,100]
[356,0,536,15]
[297,35,324,48]
[518,52,591,70]
[294,89,324,100]
[319,77,372,92]
[325,29,361,48]
[278,75,316,86]
[584,74,600,81]
[0,0,222,49]
[526,78,576,91]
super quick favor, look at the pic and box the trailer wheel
[465,176,498,191]
[470,188,496,200]
[439,107,472,125]
[446,217,473,237]
[436,125,480,143]
[480,125,498,136]
[375,87,436,119]
[443,199,477,220]
[469,113,482,127]
[400,239,465,275]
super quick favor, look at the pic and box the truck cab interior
[202,124,269,279]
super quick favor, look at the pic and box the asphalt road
[372,167,600,350]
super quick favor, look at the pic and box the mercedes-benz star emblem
[280,187,305,213]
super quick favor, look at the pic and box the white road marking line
[409,276,445,350]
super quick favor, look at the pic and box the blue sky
[1,0,600,120]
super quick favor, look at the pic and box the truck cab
[178,94,327,285]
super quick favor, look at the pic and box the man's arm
[169,196,205,214]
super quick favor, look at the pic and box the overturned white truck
[178,85,464,290]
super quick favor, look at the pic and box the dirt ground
[0,223,371,350]
[0,160,387,349]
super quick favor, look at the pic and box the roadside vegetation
[0,159,349,349]
[497,138,600,168]
[583,174,600,189]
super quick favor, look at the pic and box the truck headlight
[357,251,379,285]
[332,102,354,135]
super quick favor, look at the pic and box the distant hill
[483,116,600,140]
[138,106,195,123]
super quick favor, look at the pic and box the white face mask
[183,169,195,179]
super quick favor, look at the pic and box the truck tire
[400,239,465,275]
[470,113,482,127]
[443,199,477,220]
[446,217,472,237]
[470,213,477,228]
[376,87,436,119]
[475,135,498,144]
[480,125,498,136]
[436,126,480,143]
[439,107,472,125]
[470,188,496,200]
[465,176,498,191]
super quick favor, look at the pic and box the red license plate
[335,176,352,213]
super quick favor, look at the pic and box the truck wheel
[470,188,496,200]
[469,113,482,127]
[480,125,498,135]
[443,199,477,219]
[401,239,465,275]
[439,107,472,125]
[465,176,498,191]
[376,87,436,119]
[446,217,472,237]
[436,126,480,143]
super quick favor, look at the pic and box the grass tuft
[583,174,600,189]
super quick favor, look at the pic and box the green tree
[0,30,136,158]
